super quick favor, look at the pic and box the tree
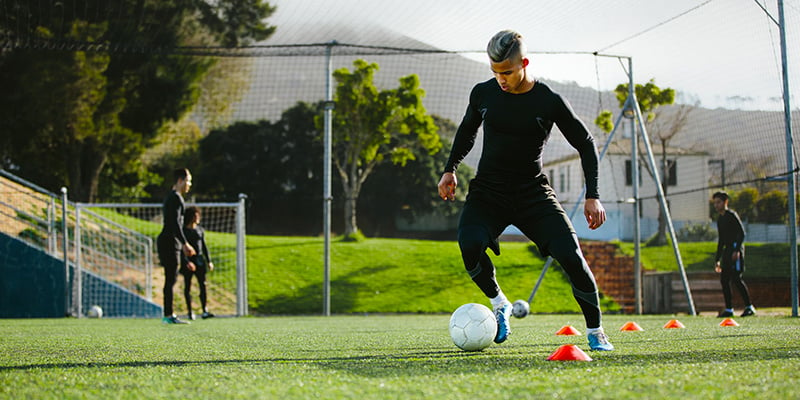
[0,0,276,202]
[755,190,787,224]
[195,102,325,234]
[358,115,472,236]
[329,59,442,238]
[595,79,689,245]
[730,187,758,222]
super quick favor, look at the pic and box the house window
[625,160,641,186]
[662,159,677,186]
[559,165,569,192]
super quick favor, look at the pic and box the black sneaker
[201,312,215,319]
[717,310,734,318]
[162,315,190,324]
[741,307,756,317]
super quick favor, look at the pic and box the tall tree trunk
[343,194,358,236]
[341,161,362,236]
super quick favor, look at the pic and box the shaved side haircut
[487,30,526,63]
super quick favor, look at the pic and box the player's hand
[584,198,606,230]
[732,251,740,261]
[183,243,196,257]
[187,261,197,272]
[714,261,722,273]
[208,262,214,271]
[438,172,457,201]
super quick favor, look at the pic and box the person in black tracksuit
[157,168,196,324]
[712,191,756,317]
[180,206,215,320]
[437,30,613,351]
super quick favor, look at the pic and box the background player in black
[180,206,216,320]
[437,30,613,351]
[712,191,756,317]
[157,168,196,324]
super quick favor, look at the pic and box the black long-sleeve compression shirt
[183,225,211,266]
[716,209,745,261]
[160,190,188,248]
[444,79,600,199]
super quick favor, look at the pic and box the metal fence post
[74,205,82,318]
[61,187,69,316]
[236,193,248,316]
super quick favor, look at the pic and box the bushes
[677,222,717,242]
[715,188,791,224]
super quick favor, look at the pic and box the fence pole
[145,237,153,302]
[322,41,336,316]
[61,187,69,317]
[74,205,82,317]
[236,193,248,316]
[777,0,797,317]
[627,57,643,315]
[632,98,696,316]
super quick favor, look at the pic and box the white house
[525,139,711,241]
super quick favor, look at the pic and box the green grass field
[241,236,792,315]
[2,314,800,399]
[244,236,616,315]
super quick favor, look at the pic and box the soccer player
[157,168,196,324]
[712,191,756,317]
[180,206,216,320]
[437,30,613,351]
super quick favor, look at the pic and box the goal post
[78,199,248,317]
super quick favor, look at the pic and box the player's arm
[200,228,213,267]
[553,93,604,229]
[731,211,745,253]
[439,87,482,201]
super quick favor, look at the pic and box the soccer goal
[77,199,248,318]
[0,169,247,318]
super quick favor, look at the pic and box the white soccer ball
[449,303,497,351]
[87,305,103,319]
[512,299,530,318]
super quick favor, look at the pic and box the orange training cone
[547,344,593,361]
[663,319,686,329]
[555,325,582,336]
[719,318,739,327]
[620,321,644,331]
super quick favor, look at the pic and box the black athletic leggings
[157,240,180,317]
[457,176,601,328]
[181,264,208,313]
[720,249,751,308]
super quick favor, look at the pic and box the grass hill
[242,235,794,316]
[244,235,600,315]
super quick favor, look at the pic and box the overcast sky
[264,0,800,111]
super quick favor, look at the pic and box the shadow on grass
[4,342,799,376]
[246,239,323,251]
[253,264,396,314]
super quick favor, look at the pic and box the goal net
[78,201,246,318]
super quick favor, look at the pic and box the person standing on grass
[436,30,613,351]
[157,168,196,324]
[180,206,215,320]
[712,191,756,318]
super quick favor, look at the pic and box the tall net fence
[173,47,797,241]
[2,1,798,239]
[2,1,800,314]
